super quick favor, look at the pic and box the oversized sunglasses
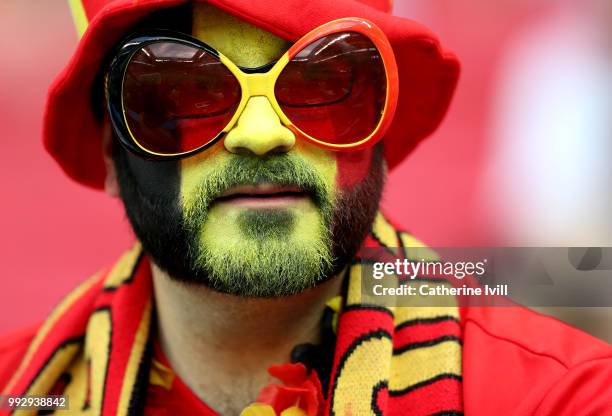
[106,17,399,159]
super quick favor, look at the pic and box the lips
[214,184,311,208]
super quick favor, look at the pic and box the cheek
[335,148,374,189]
[179,141,227,211]
[292,141,372,194]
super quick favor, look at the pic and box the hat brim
[44,0,459,189]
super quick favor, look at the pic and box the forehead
[192,3,291,68]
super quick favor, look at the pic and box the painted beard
[113,138,385,297]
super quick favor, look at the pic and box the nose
[224,96,296,156]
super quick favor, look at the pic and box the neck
[151,262,343,413]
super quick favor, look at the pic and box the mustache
[184,153,333,215]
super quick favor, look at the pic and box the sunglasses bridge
[223,52,288,100]
[219,54,292,131]
[241,73,276,97]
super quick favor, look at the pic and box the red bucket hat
[44,0,460,189]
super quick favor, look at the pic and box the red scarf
[1,214,462,415]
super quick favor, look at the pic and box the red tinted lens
[275,32,387,145]
[122,41,241,155]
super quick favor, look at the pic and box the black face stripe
[112,137,194,281]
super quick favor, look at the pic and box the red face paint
[335,147,374,189]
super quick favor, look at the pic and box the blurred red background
[1,1,610,337]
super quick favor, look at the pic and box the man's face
[111,4,385,296]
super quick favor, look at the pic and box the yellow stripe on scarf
[2,272,101,396]
[85,309,113,413]
[117,298,153,415]
[394,305,460,326]
[390,340,462,392]
[331,335,393,415]
[57,310,113,414]
[12,342,82,416]
[372,213,400,250]
[104,243,143,289]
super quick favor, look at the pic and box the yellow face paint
[178,4,341,295]
[193,4,290,68]
[195,139,337,281]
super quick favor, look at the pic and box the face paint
[192,4,290,68]
[335,148,377,189]
[183,152,335,296]
[180,118,340,295]
[112,4,386,297]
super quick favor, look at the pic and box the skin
[103,3,382,413]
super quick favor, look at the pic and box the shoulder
[0,324,39,390]
[379,216,612,413]
[461,305,612,415]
